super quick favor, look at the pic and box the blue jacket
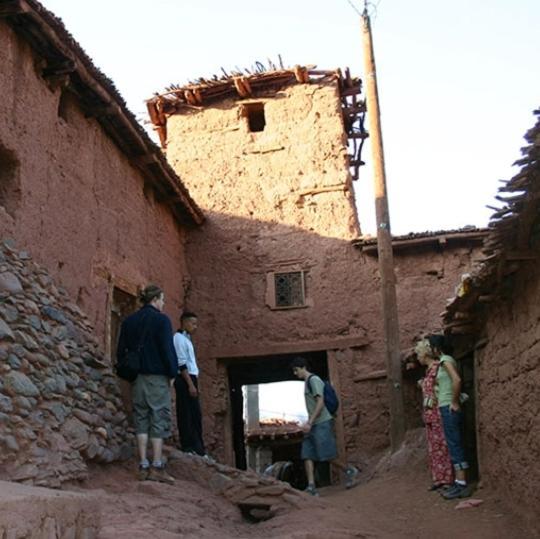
[116,304,178,378]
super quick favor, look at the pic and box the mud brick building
[0,0,203,359]
[443,110,540,533]
[147,73,485,468]
[0,0,207,486]
[0,0,489,486]
[0,2,538,535]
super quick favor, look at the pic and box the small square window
[274,271,305,308]
[245,102,266,132]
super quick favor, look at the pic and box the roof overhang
[0,0,204,226]
[352,228,488,255]
[147,64,368,181]
[442,109,540,339]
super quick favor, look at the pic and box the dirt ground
[76,454,536,539]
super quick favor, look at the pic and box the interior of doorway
[110,286,138,356]
[460,353,478,481]
[225,350,328,473]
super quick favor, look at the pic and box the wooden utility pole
[361,8,405,452]
[245,385,260,470]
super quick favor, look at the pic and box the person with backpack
[116,284,178,484]
[291,356,359,496]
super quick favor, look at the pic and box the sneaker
[440,483,458,497]
[442,483,472,500]
[138,465,150,481]
[147,464,175,485]
[304,484,319,497]
[428,483,451,492]
[345,466,360,489]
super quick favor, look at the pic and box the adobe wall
[0,22,189,344]
[165,83,362,361]
[475,262,540,530]
[164,83,481,463]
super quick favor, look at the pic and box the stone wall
[164,82,483,464]
[0,243,131,487]
[475,262,540,530]
[0,21,190,345]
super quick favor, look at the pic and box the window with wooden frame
[268,271,307,309]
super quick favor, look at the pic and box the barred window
[274,271,305,308]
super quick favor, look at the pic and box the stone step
[0,480,99,538]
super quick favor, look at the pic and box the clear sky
[245,382,308,422]
[43,0,539,235]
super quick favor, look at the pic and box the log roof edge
[352,227,488,253]
[148,65,355,104]
[1,0,204,226]
[146,65,364,149]
[441,108,540,336]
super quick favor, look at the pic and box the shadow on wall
[184,210,479,357]
[179,209,481,462]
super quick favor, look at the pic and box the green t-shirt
[436,354,457,407]
[305,375,333,424]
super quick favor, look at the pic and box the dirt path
[266,470,531,539]
[77,457,534,539]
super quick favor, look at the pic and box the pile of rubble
[166,450,315,521]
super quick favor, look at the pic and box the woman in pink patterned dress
[415,339,454,490]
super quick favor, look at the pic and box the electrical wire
[345,0,382,19]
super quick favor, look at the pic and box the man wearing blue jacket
[117,284,178,483]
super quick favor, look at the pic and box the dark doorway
[245,102,266,132]
[0,145,20,218]
[460,354,479,481]
[224,350,328,471]
[110,287,137,357]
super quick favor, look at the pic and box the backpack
[116,311,153,382]
[307,375,339,416]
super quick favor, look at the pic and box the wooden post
[361,10,405,452]
[245,385,260,470]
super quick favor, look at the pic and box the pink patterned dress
[421,361,454,486]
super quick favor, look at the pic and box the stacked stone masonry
[0,243,131,487]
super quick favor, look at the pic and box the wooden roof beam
[42,57,76,78]
[233,76,252,98]
[0,0,29,16]
[293,65,309,83]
